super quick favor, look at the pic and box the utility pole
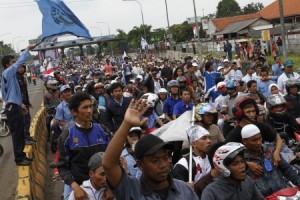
[279,0,287,60]
[192,0,202,57]
[164,0,170,38]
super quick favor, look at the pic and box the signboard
[261,30,271,41]
[192,26,200,38]
[202,18,209,30]
[187,16,201,24]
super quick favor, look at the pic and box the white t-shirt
[242,73,259,83]
[175,155,211,182]
[277,72,300,94]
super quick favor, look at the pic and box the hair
[187,63,193,69]
[237,80,245,87]
[110,82,123,92]
[205,61,213,71]
[247,80,257,89]
[255,63,263,68]
[69,92,92,112]
[2,55,15,68]
[180,88,190,96]
[260,67,269,74]
[215,77,225,85]
[173,67,184,79]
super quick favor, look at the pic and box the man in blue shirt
[55,85,74,125]
[271,56,283,82]
[257,67,275,98]
[173,88,194,119]
[1,45,35,166]
[163,80,181,121]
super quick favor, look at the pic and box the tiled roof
[212,0,300,31]
[211,13,260,31]
[259,0,300,20]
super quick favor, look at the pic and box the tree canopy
[216,0,241,18]
[242,2,264,14]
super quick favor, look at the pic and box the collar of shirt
[140,174,180,196]
[114,97,124,106]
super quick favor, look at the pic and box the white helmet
[213,142,245,177]
[47,80,59,90]
[141,93,158,107]
[158,88,168,94]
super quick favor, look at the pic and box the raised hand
[123,99,149,127]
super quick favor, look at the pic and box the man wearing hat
[277,60,300,94]
[55,84,74,126]
[103,99,198,199]
[241,124,300,197]
[173,125,212,183]
[242,64,259,84]
[68,152,114,200]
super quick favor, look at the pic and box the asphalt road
[0,79,47,200]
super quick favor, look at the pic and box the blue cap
[284,60,294,67]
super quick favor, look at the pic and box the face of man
[127,133,140,145]
[89,166,107,190]
[260,71,268,81]
[112,87,123,101]
[289,85,299,96]
[203,113,214,125]
[6,58,16,68]
[18,66,26,74]
[242,133,262,154]
[181,91,191,102]
[228,155,246,181]
[192,135,212,154]
[242,104,257,122]
[275,57,280,63]
[137,148,171,184]
[73,99,93,123]
[247,67,255,75]
[170,86,179,95]
[249,83,257,93]
[61,89,72,102]
[271,86,279,95]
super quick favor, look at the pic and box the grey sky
[0,0,274,50]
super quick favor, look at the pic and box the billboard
[187,16,201,24]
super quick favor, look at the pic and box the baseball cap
[88,152,105,171]
[217,81,226,90]
[192,63,198,67]
[186,125,210,143]
[60,84,71,92]
[245,64,255,70]
[223,59,229,63]
[134,134,173,160]
[284,60,294,67]
[217,66,224,71]
[241,124,260,139]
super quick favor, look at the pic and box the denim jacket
[244,143,300,196]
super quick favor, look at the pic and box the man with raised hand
[103,99,198,200]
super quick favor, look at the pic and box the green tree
[0,42,15,63]
[216,0,241,18]
[242,2,264,14]
[169,21,194,42]
[127,24,152,48]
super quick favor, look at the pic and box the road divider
[15,106,47,200]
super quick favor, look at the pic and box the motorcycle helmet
[232,94,259,120]
[213,142,245,177]
[141,93,158,107]
[158,88,168,95]
[167,80,179,90]
[74,85,82,92]
[285,79,300,93]
[226,81,237,90]
[46,80,59,90]
[266,94,287,113]
[176,76,186,83]
[195,103,217,121]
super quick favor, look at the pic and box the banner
[36,0,91,42]
[141,37,148,50]
[152,111,193,142]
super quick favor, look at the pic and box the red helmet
[232,95,259,120]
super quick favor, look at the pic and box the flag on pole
[36,0,91,42]
[141,37,148,50]
[152,111,193,142]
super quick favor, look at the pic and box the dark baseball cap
[135,134,173,160]
[151,67,160,73]
[88,152,105,171]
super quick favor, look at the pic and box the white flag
[141,37,148,50]
[122,51,128,60]
[152,111,193,142]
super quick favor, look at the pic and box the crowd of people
[2,44,300,199]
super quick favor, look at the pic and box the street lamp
[0,32,11,58]
[90,27,102,36]
[96,21,111,36]
[164,0,170,37]
[123,0,146,40]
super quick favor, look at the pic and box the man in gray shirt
[103,99,198,200]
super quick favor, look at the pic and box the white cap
[129,127,142,133]
[192,63,198,67]
[136,75,143,81]
[217,81,226,89]
[186,125,210,143]
[241,124,260,139]
[223,59,229,63]
[217,65,224,71]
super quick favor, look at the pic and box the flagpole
[189,106,195,183]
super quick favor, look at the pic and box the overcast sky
[0,0,274,50]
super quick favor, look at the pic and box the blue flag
[36,0,91,41]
